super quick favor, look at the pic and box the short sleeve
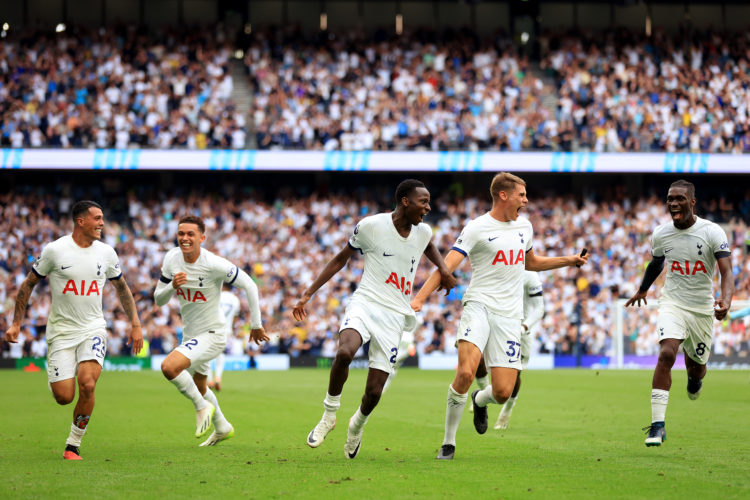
[160,252,173,279]
[349,218,374,254]
[32,244,54,278]
[708,224,730,257]
[526,272,543,296]
[525,225,534,252]
[650,229,664,258]
[451,223,478,257]
[419,223,433,249]
[106,247,122,280]
[215,255,239,284]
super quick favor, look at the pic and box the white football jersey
[348,213,433,317]
[651,216,730,315]
[452,213,533,319]
[160,247,240,338]
[219,291,241,332]
[32,235,121,343]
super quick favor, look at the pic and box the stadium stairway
[529,65,559,119]
[230,59,256,148]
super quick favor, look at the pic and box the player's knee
[161,361,178,379]
[365,384,383,402]
[78,378,97,397]
[334,349,355,366]
[657,349,677,367]
[493,387,512,403]
[53,391,74,405]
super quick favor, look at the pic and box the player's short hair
[490,172,526,201]
[395,179,426,204]
[669,179,695,199]
[178,214,206,234]
[71,200,102,221]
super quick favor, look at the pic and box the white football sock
[475,386,499,407]
[443,385,468,446]
[66,422,86,447]
[203,388,231,433]
[475,375,489,390]
[323,392,341,420]
[651,389,669,423]
[348,407,370,434]
[382,373,395,393]
[170,371,208,411]
[500,395,517,414]
[215,353,225,380]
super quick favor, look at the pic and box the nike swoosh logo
[509,359,518,363]
[61,265,72,270]
[383,253,394,257]
[488,237,499,242]
[664,248,672,254]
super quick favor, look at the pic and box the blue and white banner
[1,148,748,173]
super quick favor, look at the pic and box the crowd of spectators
[0,24,247,150]
[247,26,550,151]
[2,184,750,362]
[4,24,750,153]
[540,27,750,153]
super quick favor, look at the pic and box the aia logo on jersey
[62,280,101,296]
[385,272,412,295]
[175,288,207,302]
[670,260,707,275]
[492,249,525,266]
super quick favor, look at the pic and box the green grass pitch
[2,368,749,499]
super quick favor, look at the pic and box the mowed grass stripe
[1,369,748,499]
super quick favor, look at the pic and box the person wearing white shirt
[412,172,587,460]
[293,179,456,459]
[627,180,733,447]
[207,286,242,392]
[155,215,268,447]
[4,201,143,460]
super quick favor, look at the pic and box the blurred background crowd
[2,176,749,361]
[2,24,750,152]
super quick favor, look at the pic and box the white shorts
[657,304,714,365]
[47,331,107,383]
[175,329,227,376]
[339,299,411,374]
[457,301,523,369]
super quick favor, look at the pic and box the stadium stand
[3,25,749,152]
[0,25,245,149]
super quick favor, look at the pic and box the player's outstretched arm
[713,255,734,320]
[525,248,588,272]
[411,249,465,312]
[112,276,144,355]
[4,271,42,343]
[625,255,665,308]
[422,240,457,295]
[293,245,356,321]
